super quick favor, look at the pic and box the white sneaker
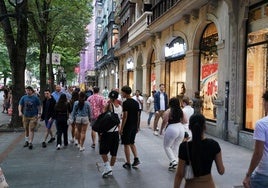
[74,140,78,146]
[79,146,85,152]
[56,144,61,150]
[69,138,74,144]
[153,131,159,136]
[102,164,112,178]
[77,144,80,149]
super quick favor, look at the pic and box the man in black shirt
[120,86,141,169]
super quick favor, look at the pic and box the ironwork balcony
[128,11,152,47]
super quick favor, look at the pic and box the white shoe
[153,131,159,136]
[77,144,80,149]
[102,164,112,178]
[156,127,159,131]
[69,138,74,144]
[56,144,61,150]
[74,140,78,146]
[79,146,85,152]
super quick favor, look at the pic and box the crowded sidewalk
[0,94,252,188]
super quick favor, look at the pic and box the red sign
[201,63,218,79]
[74,67,80,74]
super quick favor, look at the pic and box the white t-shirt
[253,115,268,175]
[107,104,122,132]
[132,95,144,110]
[147,95,154,113]
[160,92,165,111]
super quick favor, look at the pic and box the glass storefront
[150,50,156,92]
[165,37,187,99]
[199,23,218,121]
[245,3,268,130]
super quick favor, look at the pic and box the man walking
[120,86,140,169]
[243,90,268,188]
[132,90,143,130]
[87,86,106,148]
[51,85,63,103]
[40,89,56,148]
[18,86,41,149]
[153,84,168,136]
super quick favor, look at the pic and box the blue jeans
[250,172,268,188]
[147,112,154,125]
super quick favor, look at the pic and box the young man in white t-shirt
[243,90,268,188]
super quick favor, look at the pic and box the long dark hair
[78,92,86,110]
[55,94,68,111]
[189,113,206,177]
[168,97,183,124]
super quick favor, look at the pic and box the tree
[0,43,12,86]
[0,0,28,128]
[28,0,92,99]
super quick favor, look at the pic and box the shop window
[199,23,218,121]
[150,50,156,91]
[245,29,268,130]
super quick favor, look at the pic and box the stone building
[110,0,268,149]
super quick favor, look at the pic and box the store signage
[165,37,186,59]
[126,58,134,70]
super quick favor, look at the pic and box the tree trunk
[0,0,28,128]
[39,42,47,101]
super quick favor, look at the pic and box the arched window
[199,23,219,121]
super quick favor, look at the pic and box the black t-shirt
[123,98,139,130]
[179,138,221,176]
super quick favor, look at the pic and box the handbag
[184,142,194,180]
[92,103,120,133]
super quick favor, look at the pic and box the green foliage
[0,43,11,83]
[27,0,93,85]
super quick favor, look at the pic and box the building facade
[94,0,119,91]
[111,0,268,149]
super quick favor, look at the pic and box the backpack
[92,104,120,133]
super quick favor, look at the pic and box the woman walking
[100,90,122,178]
[161,97,186,170]
[53,94,70,150]
[72,92,91,151]
[174,114,225,188]
[69,91,79,144]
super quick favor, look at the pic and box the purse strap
[186,141,191,165]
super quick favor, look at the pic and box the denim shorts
[250,172,268,188]
[75,116,90,125]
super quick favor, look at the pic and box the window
[199,23,218,121]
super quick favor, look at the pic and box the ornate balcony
[128,11,152,47]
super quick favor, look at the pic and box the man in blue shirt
[51,85,63,103]
[18,86,41,150]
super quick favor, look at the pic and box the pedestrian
[18,86,41,150]
[174,113,225,188]
[51,85,63,103]
[161,97,186,171]
[146,90,156,128]
[68,91,79,145]
[100,90,122,178]
[53,94,70,150]
[120,85,141,169]
[73,92,91,151]
[243,91,268,188]
[102,86,109,99]
[87,86,106,148]
[132,89,143,130]
[182,96,194,140]
[191,91,203,114]
[40,89,56,148]
[2,87,10,114]
[153,84,168,136]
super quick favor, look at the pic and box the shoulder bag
[184,141,194,180]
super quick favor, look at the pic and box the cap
[109,90,119,99]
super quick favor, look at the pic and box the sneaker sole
[102,170,112,178]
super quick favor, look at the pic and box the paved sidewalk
[0,97,252,187]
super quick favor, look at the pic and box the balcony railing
[151,0,180,22]
[128,11,152,46]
